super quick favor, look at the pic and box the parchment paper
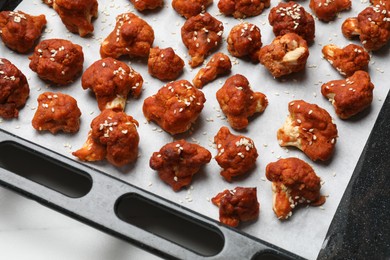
[0,0,389,259]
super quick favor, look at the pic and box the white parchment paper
[0,0,389,259]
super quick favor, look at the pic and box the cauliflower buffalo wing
[342,4,390,51]
[143,80,206,135]
[149,140,212,191]
[53,0,98,37]
[130,0,164,11]
[73,109,139,167]
[82,57,143,111]
[29,38,84,85]
[309,0,351,22]
[227,22,262,63]
[216,74,267,130]
[277,100,338,161]
[212,187,259,227]
[214,126,258,181]
[181,12,224,68]
[148,47,185,81]
[269,1,315,43]
[100,12,154,59]
[32,92,81,134]
[321,70,374,119]
[217,0,270,19]
[0,58,29,119]
[0,11,46,53]
[192,52,231,88]
[322,44,370,77]
[266,157,326,220]
[172,0,213,19]
[258,33,309,78]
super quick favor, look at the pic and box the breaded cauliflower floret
[269,1,315,43]
[172,0,213,19]
[32,92,81,134]
[216,74,268,130]
[309,0,351,22]
[217,0,270,19]
[73,109,139,167]
[227,22,262,63]
[277,100,338,161]
[321,70,374,119]
[29,39,84,85]
[148,47,185,81]
[341,4,390,51]
[266,157,326,220]
[53,0,98,37]
[181,12,224,68]
[130,0,164,11]
[259,33,309,78]
[192,52,231,88]
[0,11,46,53]
[82,57,143,111]
[143,80,206,135]
[214,126,258,181]
[0,58,29,119]
[100,12,154,59]
[322,44,370,77]
[212,187,259,227]
[149,140,212,191]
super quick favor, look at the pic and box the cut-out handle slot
[0,130,300,260]
[115,194,225,257]
[0,141,92,198]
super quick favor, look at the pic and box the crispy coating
[212,187,259,227]
[217,0,270,19]
[309,0,351,22]
[181,12,224,68]
[322,44,370,77]
[82,57,143,111]
[172,0,213,19]
[269,2,315,43]
[143,80,206,135]
[266,157,326,220]
[341,5,390,51]
[29,38,84,85]
[258,33,309,78]
[100,13,154,59]
[32,92,81,134]
[192,52,231,88]
[0,58,29,119]
[73,109,139,167]
[321,71,374,119]
[148,47,185,81]
[277,100,338,161]
[149,140,212,191]
[130,0,164,11]
[53,0,98,37]
[0,11,46,53]
[370,0,390,9]
[227,22,262,63]
[214,126,258,181]
[216,74,267,130]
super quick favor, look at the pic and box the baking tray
[0,0,389,259]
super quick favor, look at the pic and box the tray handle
[0,131,299,260]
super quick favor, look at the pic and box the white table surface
[0,186,162,260]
